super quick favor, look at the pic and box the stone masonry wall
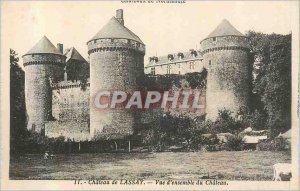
[201,36,251,120]
[23,54,65,132]
[45,81,90,141]
[88,39,145,139]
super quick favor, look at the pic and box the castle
[145,19,251,119]
[22,10,251,141]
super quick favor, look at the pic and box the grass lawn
[10,151,291,180]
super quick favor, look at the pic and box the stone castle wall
[23,54,65,132]
[88,38,145,139]
[52,81,90,123]
[201,36,251,120]
[45,81,90,141]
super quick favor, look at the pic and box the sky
[2,1,296,67]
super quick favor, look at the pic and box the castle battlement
[87,39,145,55]
[201,36,250,53]
[23,54,65,67]
[87,11,145,57]
[201,45,250,55]
[51,79,90,90]
[22,36,66,67]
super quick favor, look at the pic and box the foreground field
[10,151,291,180]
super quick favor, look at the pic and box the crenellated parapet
[52,79,90,90]
[23,54,65,67]
[201,35,250,54]
[201,45,250,55]
[87,38,145,55]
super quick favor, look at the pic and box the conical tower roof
[64,47,87,63]
[206,19,244,39]
[88,17,143,44]
[24,36,63,56]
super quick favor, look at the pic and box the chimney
[116,9,124,25]
[57,43,63,54]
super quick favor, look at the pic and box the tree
[213,109,244,134]
[242,109,267,130]
[139,112,206,151]
[10,49,27,154]
[247,31,291,137]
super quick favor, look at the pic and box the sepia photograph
[1,0,299,190]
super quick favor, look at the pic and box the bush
[257,140,275,151]
[138,113,208,152]
[213,109,244,134]
[226,135,244,151]
[257,138,290,151]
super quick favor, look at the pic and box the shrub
[257,140,275,151]
[226,135,244,151]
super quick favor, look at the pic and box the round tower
[23,36,65,133]
[200,19,251,120]
[87,9,145,139]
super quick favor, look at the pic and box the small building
[242,127,269,136]
[242,135,268,150]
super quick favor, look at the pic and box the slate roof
[88,17,143,44]
[206,19,244,39]
[145,51,203,68]
[64,47,87,63]
[24,36,63,56]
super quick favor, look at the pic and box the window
[189,62,195,70]
[209,60,212,66]
[151,67,155,75]
[213,37,217,41]
[167,65,171,74]
[32,124,36,131]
